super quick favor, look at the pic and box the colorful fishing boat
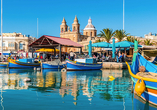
[42,59,64,69]
[42,63,64,69]
[0,63,8,67]
[66,58,102,71]
[126,52,157,106]
[8,58,40,68]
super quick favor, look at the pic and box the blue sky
[1,0,157,38]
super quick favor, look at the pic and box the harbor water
[0,68,156,110]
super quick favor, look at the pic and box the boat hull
[132,77,157,106]
[126,53,157,106]
[0,63,8,67]
[8,58,40,68]
[42,63,64,69]
[66,59,102,71]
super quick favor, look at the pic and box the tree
[94,39,104,43]
[144,39,154,45]
[97,28,114,43]
[114,29,129,42]
[126,36,142,44]
[134,38,142,44]
[126,36,134,43]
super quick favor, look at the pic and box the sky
[0,0,157,38]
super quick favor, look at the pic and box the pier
[102,62,132,69]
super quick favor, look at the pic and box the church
[60,16,102,53]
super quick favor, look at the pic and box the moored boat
[42,63,64,69]
[126,53,157,106]
[0,62,8,67]
[66,58,102,71]
[8,58,40,68]
[42,59,64,69]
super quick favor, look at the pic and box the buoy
[108,76,115,81]
[135,79,146,96]
[61,68,66,72]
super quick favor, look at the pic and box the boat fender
[135,79,146,96]
[108,76,115,81]
[61,68,66,72]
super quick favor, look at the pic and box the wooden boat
[0,62,8,67]
[126,53,157,106]
[8,58,40,68]
[66,59,102,71]
[42,59,64,69]
[42,63,64,69]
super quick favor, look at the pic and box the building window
[11,43,14,47]
[90,32,92,37]
[3,42,5,47]
[73,26,76,31]
[95,32,96,36]
[19,42,23,49]
[86,32,88,36]
[61,28,63,32]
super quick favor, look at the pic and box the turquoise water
[0,68,156,110]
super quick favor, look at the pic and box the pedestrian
[70,51,75,61]
[115,49,119,62]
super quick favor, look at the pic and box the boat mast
[1,0,3,60]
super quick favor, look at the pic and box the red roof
[29,35,83,48]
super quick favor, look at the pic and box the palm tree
[126,36,134,42]
[94,39,104,43]
[134,38,142,44]
[97,28,114,43]
[144,39,154,45]
[114,29,129,42]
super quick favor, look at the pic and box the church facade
[60,16,103,53]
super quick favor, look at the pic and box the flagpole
[1,0,3,60]
[123,0,125,32]
[37,18,38,39]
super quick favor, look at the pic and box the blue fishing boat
[42,59,64,69]
[42,63,64,69]
[66,59,102,71]
[0,63,8,67]
[126,41,157,106]
[8,58,40,68]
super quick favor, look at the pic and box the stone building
[0,32,36,53]
[60,16,102,53]
[145,32,157,40]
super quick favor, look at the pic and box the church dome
[84,18,96,30]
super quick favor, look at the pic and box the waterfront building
[145,32,157,40]
[60,16,104,53]
[0,32,36,54]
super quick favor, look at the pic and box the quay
[102,62,132,69]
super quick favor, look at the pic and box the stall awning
[29,35,83,48]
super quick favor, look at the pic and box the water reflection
[26,69,132,103]
[0,68,156,109]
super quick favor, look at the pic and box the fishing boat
[126,52,157,106]
[0,63,8,67]
[42,59,64,69]
[8,57,40,68]
[66,58,102,71]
